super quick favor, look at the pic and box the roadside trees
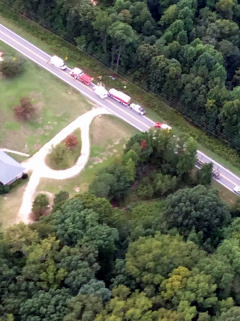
[197,163,213,185]
[108,21,137,72]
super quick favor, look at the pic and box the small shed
[0,150,25,185]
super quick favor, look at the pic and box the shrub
[48,143,69,169]
[0,184,10,195]
[31,193,49,221]
[0,56,24,78]
[64,134,78,150]
[14,97,35,121]
[53,191,69,210]
[136,177,154,199]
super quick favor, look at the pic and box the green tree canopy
[163,185,231,250]
[126,234,205,293]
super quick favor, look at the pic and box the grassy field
[0,42,92,155]
[0,179,28,227]
[0,43,90,226]
[37,115,137,196]
[212,180,238,207]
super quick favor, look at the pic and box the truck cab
[70,67,83,79]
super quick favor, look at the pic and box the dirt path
[18,107,111,223]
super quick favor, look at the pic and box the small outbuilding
[0,150,25,185]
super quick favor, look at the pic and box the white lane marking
[0,29,49,62]
[0,23,51,59]
[197,150,240,183]
[0,28,149,131]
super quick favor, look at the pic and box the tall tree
[163,185,231,250]
[126,234,205,293]
[108,21,137,72]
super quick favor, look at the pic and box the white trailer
[108,88,131,105]
[129,103,146,116]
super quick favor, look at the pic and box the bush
[47,129,81,169]
[64,134,78,150]
[136,177,154,199]
[0,184,10,195]
[53,191,69,210]
[14,97,35,121]
[48,143,69,169]
[31,193,49,221]
[0,56,24,78]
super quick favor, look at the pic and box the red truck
[79,73,92,85]
[108,88,131,106]
[70,68,92,85]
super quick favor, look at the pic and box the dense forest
[3,0,240,154]
[1,129,240,321]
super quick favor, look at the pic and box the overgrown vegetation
[31,193,49,221]
[0,55,24,78]
[1,130,240,321]
[46,129,81,170]
[90,128,197,203]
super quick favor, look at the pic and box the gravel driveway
[18,107,111,223]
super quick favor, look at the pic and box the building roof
[0,150,24,185]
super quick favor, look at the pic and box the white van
[49,56,66,70]
[94,86,108,99]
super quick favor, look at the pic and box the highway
[1,23,240,194]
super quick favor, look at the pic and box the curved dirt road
[18,107,111,223]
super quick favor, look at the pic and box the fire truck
[70,68,92,85]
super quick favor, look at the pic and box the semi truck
[70,68,92,85]
[108,88,131,105]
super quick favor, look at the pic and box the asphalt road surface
[1,23,240,195]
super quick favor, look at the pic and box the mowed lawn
[0,43,92,226]
[0,180,27,227]
[37,115,137,196]
[0,42,92,155]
